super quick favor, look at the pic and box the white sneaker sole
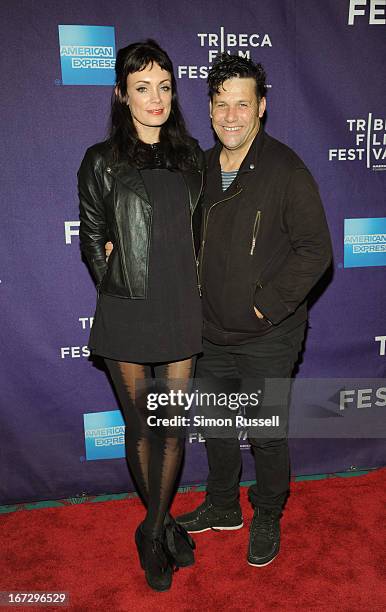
[247,554,278,567]
[186,522,244,534]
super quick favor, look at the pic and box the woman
[78,40,204,592]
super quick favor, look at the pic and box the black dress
[88,164,202,363]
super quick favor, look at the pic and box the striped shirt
[221,170,239,191]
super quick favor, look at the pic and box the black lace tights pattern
[105,357,194,538]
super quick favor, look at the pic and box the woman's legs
[105,357,194,536]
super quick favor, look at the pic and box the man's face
[210,77,266,153]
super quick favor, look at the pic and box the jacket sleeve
[78,147,108,286]
[254,168,333,325]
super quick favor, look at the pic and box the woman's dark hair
[207,53,267,101]
[109,39,197,170]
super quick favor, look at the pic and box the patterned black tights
[105,357,194,537]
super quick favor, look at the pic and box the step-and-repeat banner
[1,0,385,504]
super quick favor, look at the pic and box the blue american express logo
[84,410,125,460]
[344,217,386,268]
[58,25,116,85]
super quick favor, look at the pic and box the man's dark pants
[196,323,306,512]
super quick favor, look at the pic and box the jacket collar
[107,163,150,205]
[181,169,204,213]
[238,124,266,175]
[107,161,203,213]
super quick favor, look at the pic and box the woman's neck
[135,123,161,145]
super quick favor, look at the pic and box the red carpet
[2,470,386,611]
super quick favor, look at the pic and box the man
[175,53,332,567]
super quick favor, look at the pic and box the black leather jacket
[78,140,205,298]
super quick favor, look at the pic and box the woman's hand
[105,241,114,261]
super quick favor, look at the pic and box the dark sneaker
[248,507,281,567]
[176,498,243,533]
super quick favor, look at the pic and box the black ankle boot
[135,524,174,591]
[164,514,196,568]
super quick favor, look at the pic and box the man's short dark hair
[207,53,267,101]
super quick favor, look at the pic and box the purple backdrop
[1,0,385,504]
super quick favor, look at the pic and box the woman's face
[125,62,172,142]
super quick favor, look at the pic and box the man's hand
[105,241,113,261]
[254,306,264,319]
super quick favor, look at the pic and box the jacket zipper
[191,214,202,296]
[186,171,204,296]
[250,210,261,255]
[199,186,243,284]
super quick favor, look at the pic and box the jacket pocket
[99,245,130,297]
[220,281,272,333]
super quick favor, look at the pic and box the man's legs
[177,325,305,538]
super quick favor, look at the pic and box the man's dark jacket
[200,128,333,345]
